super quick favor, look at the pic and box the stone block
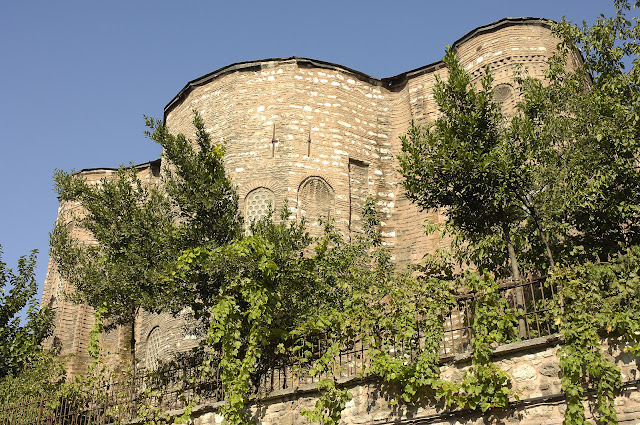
[513,365,537,382]
[539,362,560,377]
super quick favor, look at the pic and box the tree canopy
[50,113,243,331]
[0,247,54,380]
[399,3,640,424]
[400,1,640,277]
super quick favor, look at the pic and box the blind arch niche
[297,176,335,233]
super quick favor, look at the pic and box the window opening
[146,327,162,371]
[245,188,275,226]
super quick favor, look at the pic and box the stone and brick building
[42,14,570,376]
[37,16,640,424]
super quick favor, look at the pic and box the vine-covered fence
[0,276,558,425]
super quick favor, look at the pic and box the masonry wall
[163,18,560,264]
[42,162,161,376]
[188,338,640,425]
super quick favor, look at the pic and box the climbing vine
[549,249,640,425]
[437,273,518,412]
[301,378,352,425]
[283,203,521,424]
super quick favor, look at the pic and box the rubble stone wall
[189,338,640,425]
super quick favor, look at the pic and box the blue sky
[0,1,627,298]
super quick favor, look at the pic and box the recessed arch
[245,187,275,225]
[297,176,335,232]
[493,83,514,104]
[145,326,162,371]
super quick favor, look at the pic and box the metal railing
[0,276,560,424]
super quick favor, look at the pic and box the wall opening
[145,326,162,371]
[349,159,369,236]
[245,187,275,228]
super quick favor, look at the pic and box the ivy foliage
[437,273,518,413]
[172,210,348,424]
[172,197,523,424]
[0,349,64,405]
[301,378,352,425]
[549,249,640,425]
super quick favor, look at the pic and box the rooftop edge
[163,17,553,120]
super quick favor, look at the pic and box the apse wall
[163,17,561,264]
[42,162,161,376]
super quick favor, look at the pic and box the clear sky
[0,1,629,299]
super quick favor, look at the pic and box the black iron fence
[0,276,560,424]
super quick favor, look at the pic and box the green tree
[174,203,458,425]
[50,112,242,360]
[398,50,539,337]
[145,113,243,250]
[400,1,640,274]
[0,247,54,380]
[0,350,65,405]
[515,0,640,264]
[517,3,640,423]
[400,2,640,423]
[51,167,177,328]
[398,49,529,281]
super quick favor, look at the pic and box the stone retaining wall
[186,337,639,425]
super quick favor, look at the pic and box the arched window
[493,83,514,111]
[145,327,162,371]
[298,177,334,231]
[245,187,275,225]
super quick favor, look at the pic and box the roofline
[76,158,161,175]
[163,17,553,121]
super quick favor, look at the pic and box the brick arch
[144,326,162,370]
[239,179,285,218]
[244,187,276,226]
[493,82,517,113]
[294,173,336,194]
[138,312,170,368]
[238,179,283,199]
[296,176,335,233]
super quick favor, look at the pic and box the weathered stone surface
[526,405,554,417]
[513,365,537,382]
[184,341,639,425]
[539,361,560,377]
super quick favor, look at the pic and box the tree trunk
[528,205,555,269]
[130,319,136,370]
[116,314,137,376]
[502,223,527,338]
